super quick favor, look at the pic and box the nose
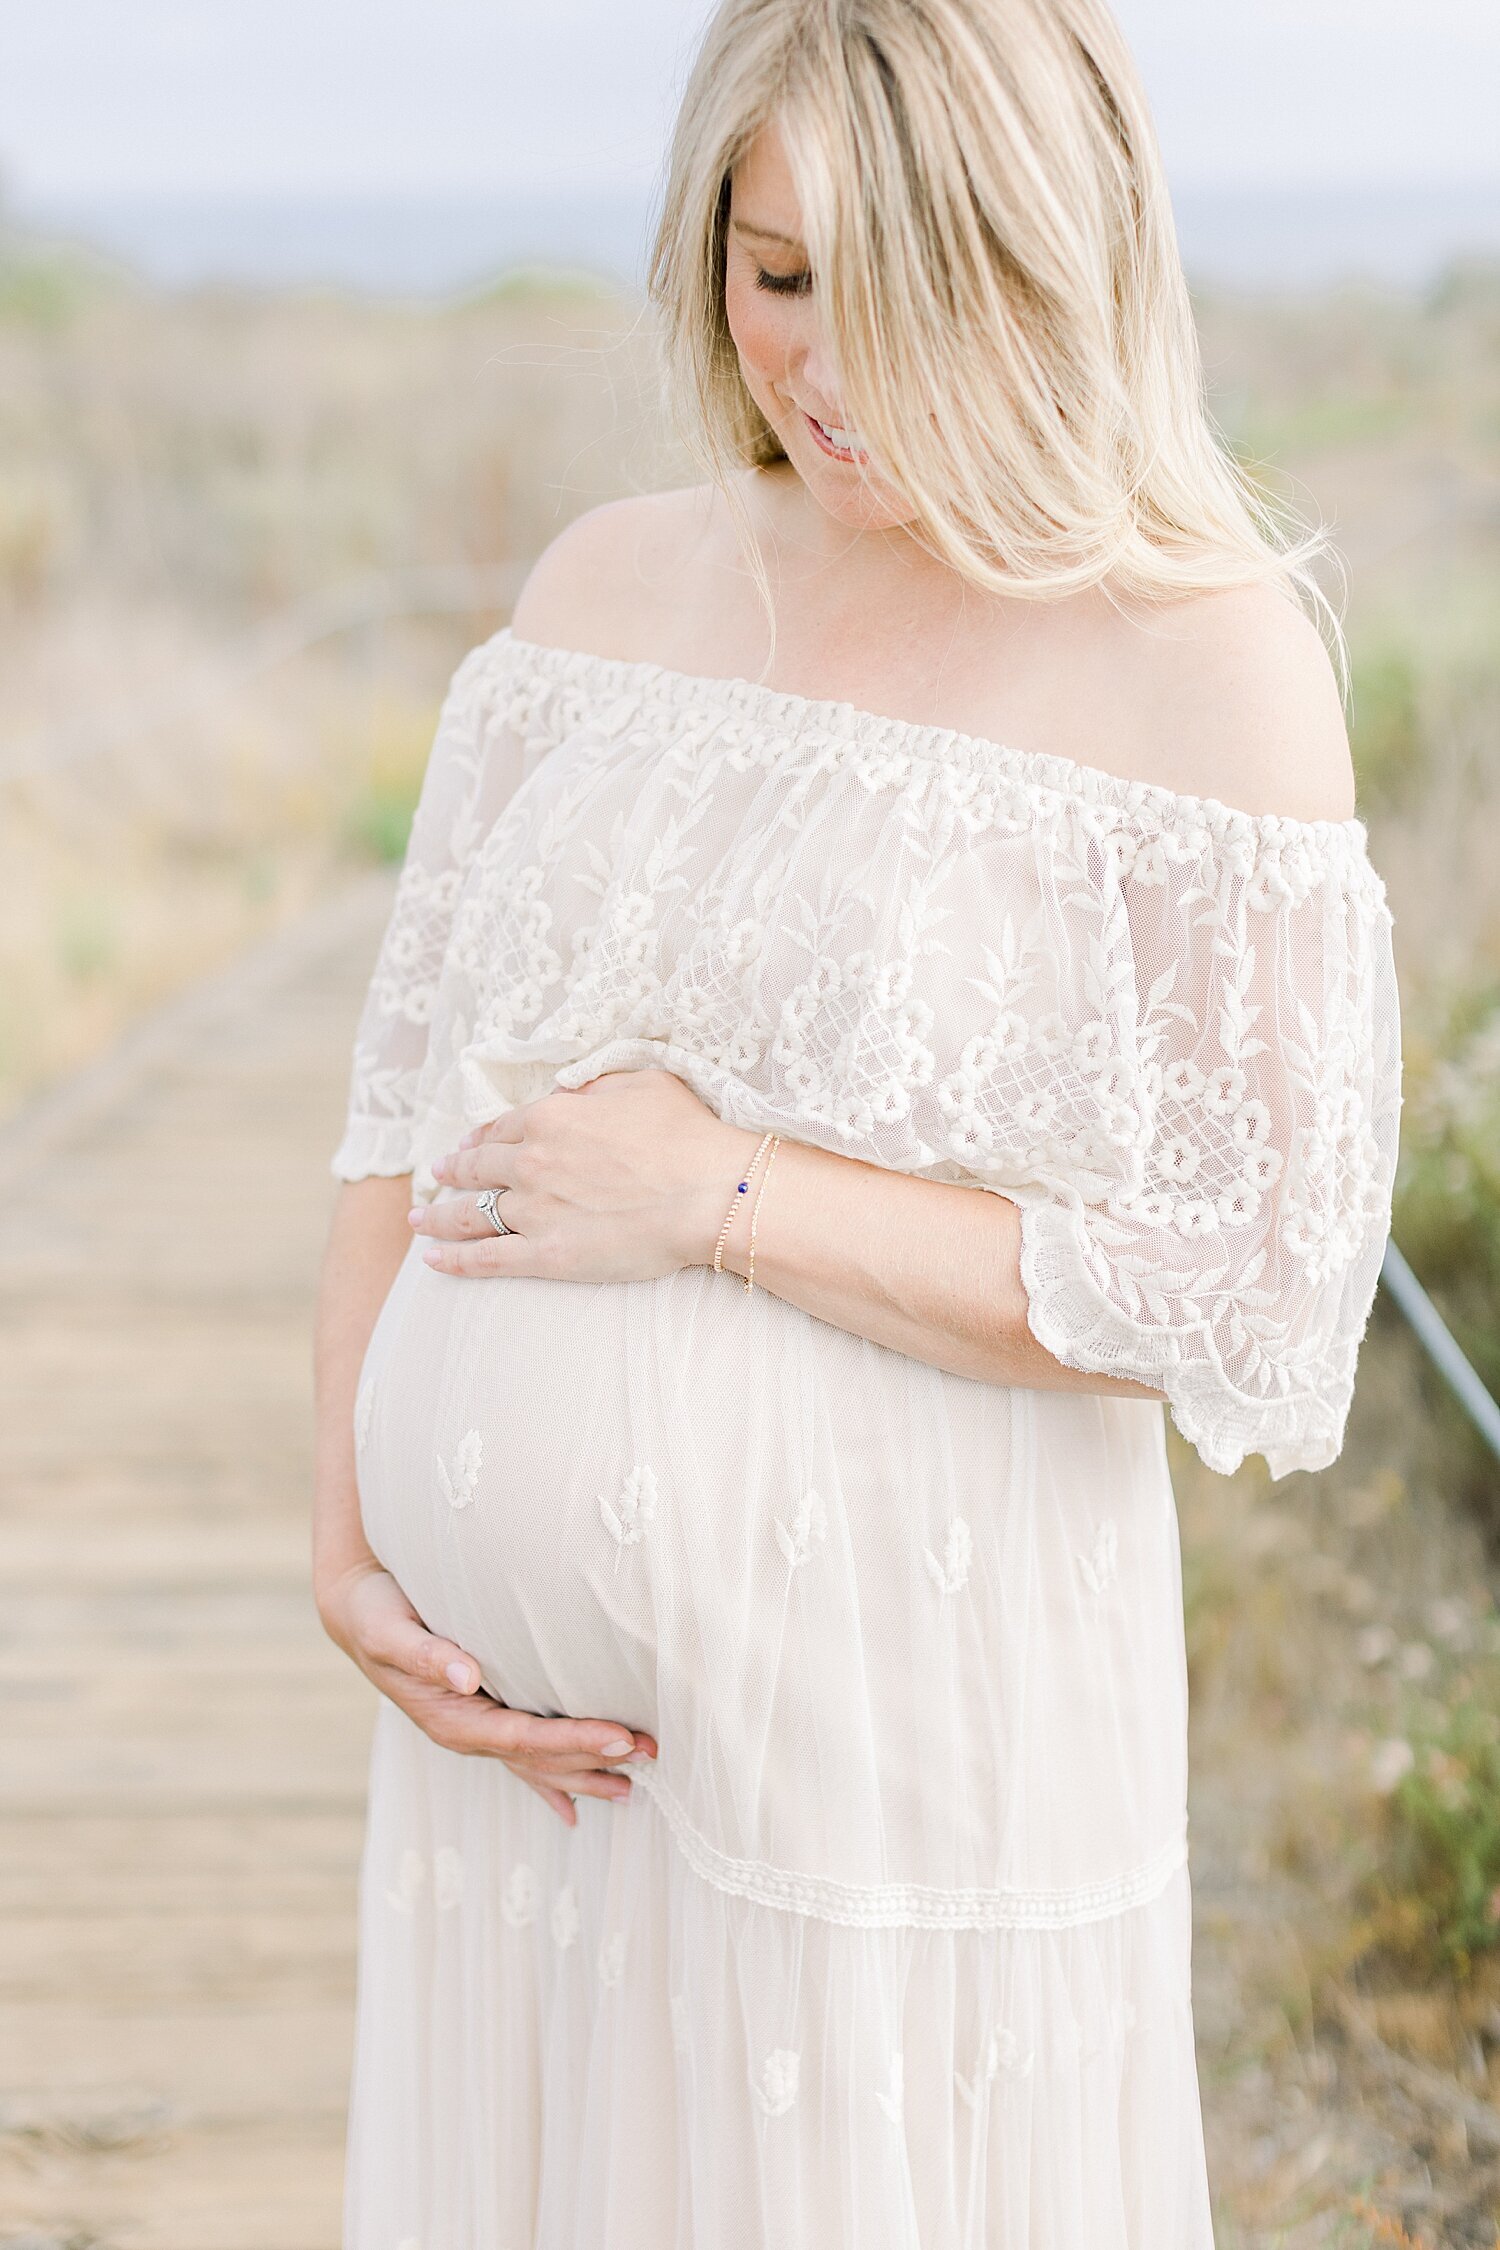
[793,324,845,422]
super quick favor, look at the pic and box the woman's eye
[755,267,812,297]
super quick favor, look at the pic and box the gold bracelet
[712,1131,774,1274]
[744,1134,781,1295]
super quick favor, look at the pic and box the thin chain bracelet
[712,1131,775,1275]
[744,1134,781,1295]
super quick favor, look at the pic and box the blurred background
[0,4,1498,2246]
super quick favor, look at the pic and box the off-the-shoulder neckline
[492,626,1370,846]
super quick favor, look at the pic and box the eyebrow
[731,220,807,250]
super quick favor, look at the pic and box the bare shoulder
[1110,581,1357,823]
[507,483,729,661]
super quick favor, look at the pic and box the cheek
[725,275,786,392]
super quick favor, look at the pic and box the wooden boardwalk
[0,880,393,2250]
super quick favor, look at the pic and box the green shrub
[1348,644,1425,806]
[1356,1628,1500,1980]
[344,771,422,863]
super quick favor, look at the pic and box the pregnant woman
[313,1,1402,2242]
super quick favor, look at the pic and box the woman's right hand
[317,1557,657,1826]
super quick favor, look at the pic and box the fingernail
[446,1662,474,1690]
[407,1208,424,1226]
[627,1750,653,1764]
[422,1247,443,1267]
[598,1736,634,1759]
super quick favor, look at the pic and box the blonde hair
[645,0,1348,691]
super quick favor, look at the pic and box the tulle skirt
[343,1229,1217,2247]
[345,1701,1215,2249]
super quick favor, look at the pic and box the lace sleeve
[331,640,513,1182]
[1001,821,1403,1480]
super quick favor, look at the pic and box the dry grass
[0,251,689,1121]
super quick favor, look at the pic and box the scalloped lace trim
[1014,1193,1352,1482]
[630,1764,1189,1931]
[496,626,1381,860]
[331,1116,418,1181]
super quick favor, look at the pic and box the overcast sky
[0,0,1497,204]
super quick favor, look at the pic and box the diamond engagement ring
[475,1188,514,1237]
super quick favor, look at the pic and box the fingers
[420,1233,527,1277]
[529,1776,580,1827]
[414,1191,518,1243]
[452,1704,652,1771]
[364,1604,484,1697]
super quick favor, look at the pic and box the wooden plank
[0,883,392,2249]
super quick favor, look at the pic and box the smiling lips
[800,407,870,462]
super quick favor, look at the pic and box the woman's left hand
[414,1067,761,1282]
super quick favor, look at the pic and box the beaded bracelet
[712,1131,775,1276]
[744,1135,781,1295]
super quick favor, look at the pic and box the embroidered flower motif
[597,1931,627,1988]
[776,1487,828,1571]
[551,1883,581,1950]
[338,631,1399,1489]
[924,1515,973,1596]
[500,1862,538,1928]
[599,1463,658,1547]
[434,1846,464,1911]
[955,2024,1034,2106]
[873,2049,905,2125]
[384,1848,425,1915]
[1077,1519,1119,1595]
[353,1379,375,1451]
[437,1429,483,1510]
[753,2047,801,2117]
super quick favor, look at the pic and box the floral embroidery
[434,1846,464,1910]
[384,1848,424,1915]
[599,1463,658,1548]
[551,1883,581,1950]
[776,1487,828,1571]
[873,2050,905,2125]
[437,1430,483,1511]
[333,627,1401,1483]
[597,1931,627,1988]
[1077,1519,1119,1596]
[955,2024,1035,2106]
[924,1516,973,1597]
[354,1379,375,1451]
[753,2047,801,2117]
[500,1862,538,1928]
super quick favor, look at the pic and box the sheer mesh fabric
[334,628,1400,2249]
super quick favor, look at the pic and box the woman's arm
[706,1133,1169,1401]
[311,1177,415,1598]
[420,1068,1168,1404]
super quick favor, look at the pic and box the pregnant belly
[354,1232,1188,1891]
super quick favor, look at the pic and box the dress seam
[630,1766,1189,1931]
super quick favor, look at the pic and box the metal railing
[1380,1239,1500,1464]
[5,562,1497,1467]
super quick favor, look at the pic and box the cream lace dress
[331,625,1402,2250]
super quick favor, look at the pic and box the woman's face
[725,119,916,533]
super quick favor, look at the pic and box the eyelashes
[754,267,813,297]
